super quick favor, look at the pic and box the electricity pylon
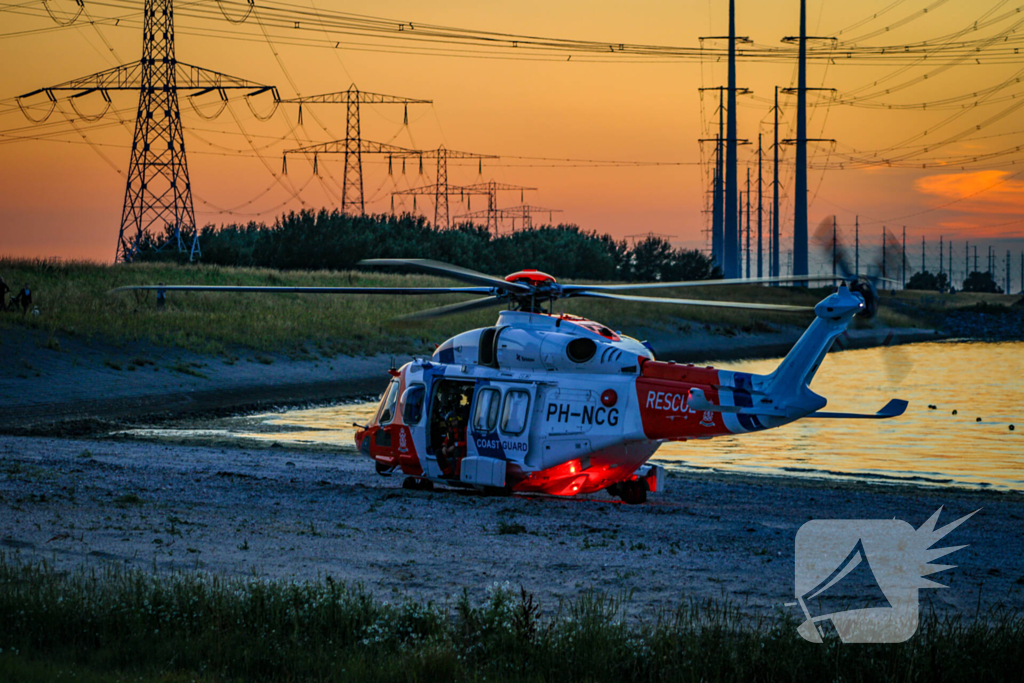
[454,182,537,233]
[17,0,277,262]
[699,1,752,278]
[389,146,500,228]
[279,85,431,215]
[457,204,561,233]
[286,142,494,225]
[782,0,837,283]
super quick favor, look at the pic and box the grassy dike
[0,555,1021,682]
[0,257,971,358]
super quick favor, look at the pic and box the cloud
[914,170,1024,215]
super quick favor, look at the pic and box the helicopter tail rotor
[812,216,914,385]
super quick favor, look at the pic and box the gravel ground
[1,435,1021,620]
[943,306,1024,341]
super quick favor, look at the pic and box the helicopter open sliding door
[422,378,477,478]
[463,380,537,487]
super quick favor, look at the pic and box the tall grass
[2,258,1001,356]
[0,555,1021,682]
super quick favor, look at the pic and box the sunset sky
[1,0,1022,281]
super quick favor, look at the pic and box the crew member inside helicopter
[430,380,474,477]
[437,411,466,478]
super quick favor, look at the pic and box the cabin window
[402,384,426,424]
[501,390,531,436]
[473,388,501,433]
[378,380,400,425]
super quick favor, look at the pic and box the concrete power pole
[855,216,859,275]
[757,134,763,278]
[901,226,906,288]
[772,86,781,279]
[1007,250,1012,293]
[746,168,752,278]
[792,0,808,283]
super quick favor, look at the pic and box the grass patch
[2,257,1010,356]
[169,361,208,378]
[0,556,1022,682]
[113,493,143,506]
[496,520,528,535]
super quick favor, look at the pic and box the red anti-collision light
[504,269,556,285]
[601,389,618,407]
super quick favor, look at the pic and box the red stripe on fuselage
[635,360,726,439]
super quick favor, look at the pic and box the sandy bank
[0,325,941,432]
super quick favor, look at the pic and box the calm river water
[157,341,1024,491]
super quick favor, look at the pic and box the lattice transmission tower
[454,182,537,234]
[18,0,277,262]
[390,146,499,229]
[457,204,560,233]
[280,86,432,215]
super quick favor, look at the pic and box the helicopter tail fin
[766,287,864,405]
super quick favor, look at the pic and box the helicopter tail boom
[766,286,865,399]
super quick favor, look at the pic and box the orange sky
[1,0,1023,275]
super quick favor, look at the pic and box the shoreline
[0,324,945,433]
[1,434,1020,619]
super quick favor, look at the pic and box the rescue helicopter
[115,241,907,505]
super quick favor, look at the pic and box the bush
[961,271,1003,293]
[138,211,721,284]
[906,270,949,292]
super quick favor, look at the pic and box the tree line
[142,211,721,282]
[906,269,1005,293]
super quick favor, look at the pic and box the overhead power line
[6,0,1024,64]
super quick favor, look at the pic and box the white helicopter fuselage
[355,286,881,500]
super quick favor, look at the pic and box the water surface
[135,341,1024,491]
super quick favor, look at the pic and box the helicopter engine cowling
[431,312,652,374]
[432,328,488,365]
[494,327,647,374]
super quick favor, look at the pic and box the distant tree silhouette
[906,270,949,292]
[151,210,724,283]
[961,271,1003,293]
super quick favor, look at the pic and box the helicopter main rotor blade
[563,274,845,294]
[397,295,506,321]
[574,291,813,312]
[359,259,532,294]
[108,285,494,295]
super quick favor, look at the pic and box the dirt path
[1,435,1019,619]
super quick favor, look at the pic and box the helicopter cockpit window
[500,390,531,436]
[473,388,501,433]
[402,384,426,425]
[378,380,400,425]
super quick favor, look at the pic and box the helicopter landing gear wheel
[402,476,434,492]
[375,462,395,476]
[619,481,648,505]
